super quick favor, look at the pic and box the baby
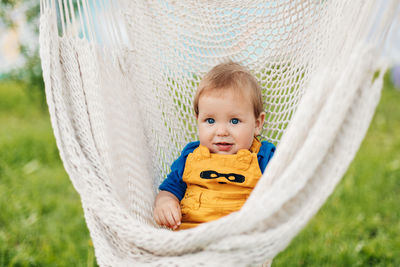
[154,62,275,230]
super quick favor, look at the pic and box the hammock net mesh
[39,0,399,266]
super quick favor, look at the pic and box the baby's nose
[216,125,229,136]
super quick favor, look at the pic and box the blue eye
[231,118,239,124]
[206,118,215,124]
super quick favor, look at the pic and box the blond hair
[193,62,263,118]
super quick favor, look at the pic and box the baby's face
[196,89,264,154]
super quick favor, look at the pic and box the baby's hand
[153,191,182,230]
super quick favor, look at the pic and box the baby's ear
[255,112,265,135]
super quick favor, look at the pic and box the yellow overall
[179,138,262,230]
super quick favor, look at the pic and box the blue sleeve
[159,141,200,200]
[257,141,276,173]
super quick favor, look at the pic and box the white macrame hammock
[39,0,399,266]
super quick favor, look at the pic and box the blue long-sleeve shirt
[159,141,276,200]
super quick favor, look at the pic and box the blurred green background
[0,1,399,266]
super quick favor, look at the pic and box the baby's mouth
[215,142,233,151]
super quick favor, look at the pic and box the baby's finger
[159,211,170,227]
[155,212,165,227]
[165,210,177,229]
[171,206,181,227]
[158,209,172,228]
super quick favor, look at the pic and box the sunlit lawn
[0,74,399,266]
[0,81,95,267]
[274,74,400,266]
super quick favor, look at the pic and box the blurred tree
[0,0,18,27]
[1,0,45,109]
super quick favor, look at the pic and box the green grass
[0,81,96,267]
[273,74,400,266]
[0,74,399,266]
